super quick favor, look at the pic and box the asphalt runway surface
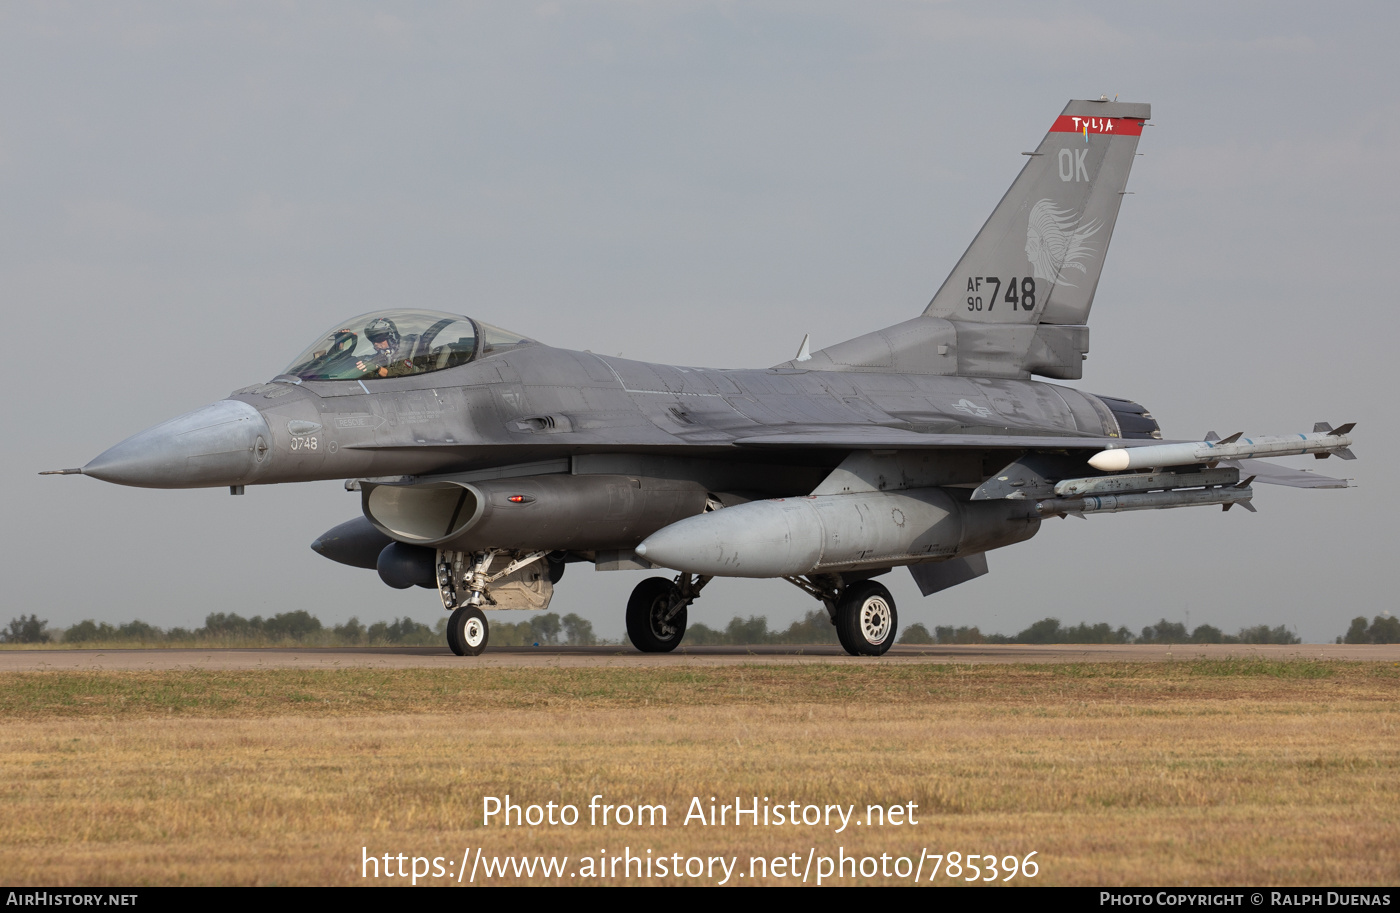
[1,643,1396,671]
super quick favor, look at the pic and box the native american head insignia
[1025,200,1101,287]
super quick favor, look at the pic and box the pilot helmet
[365,318,400,353]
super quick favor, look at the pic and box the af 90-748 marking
[966,276,1036,311]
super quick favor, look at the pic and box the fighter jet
[49,98,1354,657]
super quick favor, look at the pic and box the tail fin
[784,100,1148,380]
[925,99,1148,329]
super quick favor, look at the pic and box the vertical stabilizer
[925,99,1149,328]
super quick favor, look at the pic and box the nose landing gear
[446,605,489,656]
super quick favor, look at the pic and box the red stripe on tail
[1049,115,1143,136]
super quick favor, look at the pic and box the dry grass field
[1,660,1396,886]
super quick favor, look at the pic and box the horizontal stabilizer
[1225,459,1350,489]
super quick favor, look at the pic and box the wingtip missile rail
[1088,423,1356,473]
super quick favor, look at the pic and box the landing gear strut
[784,574,898,657]
[436,548,550,655]
[626,573,711,653]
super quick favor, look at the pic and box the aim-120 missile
[1088,422,1355,473]
[1037,486,1254,517]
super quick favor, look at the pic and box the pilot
[356,318,418,378]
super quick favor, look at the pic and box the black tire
[626,577,686,653]
[835,581,897,656]
[446,605,489,656]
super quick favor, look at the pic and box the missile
[1038,485,1254,516]
[1054,467,1239,497]
[1088,423,1355,472]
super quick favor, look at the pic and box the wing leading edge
[731,429,1350,488]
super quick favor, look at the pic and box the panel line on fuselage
[586,353,723,397]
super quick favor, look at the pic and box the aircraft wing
[731,429,1353,488]
[731,429,1134,451]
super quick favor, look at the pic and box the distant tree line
[686,611,840,645]
[896,617,1303,646]
[1338,615,1400,644]
[3,611,1396,647]
[687,612,1315,646]
[0,611,595,647]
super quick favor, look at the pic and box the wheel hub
[860,597,892,643]
[650,597,678,639]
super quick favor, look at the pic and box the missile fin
[795,333,812,362]
[1215,431,1244,446]
[1204,430,1220,442]
[1333,447,1357,461]
[1330,422,1356,436]
[1236,475,1256,489]
[1313,422,1333,434]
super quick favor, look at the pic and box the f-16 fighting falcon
[49,98,1355,657]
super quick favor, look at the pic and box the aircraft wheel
[835,581,897,657]
[446,606,489,656]
[626,577,687,653]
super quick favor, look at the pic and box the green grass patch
[0,660,1393,721]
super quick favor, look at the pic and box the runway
[1,642,1394,671]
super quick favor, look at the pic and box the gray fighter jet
[49,99,1354,657]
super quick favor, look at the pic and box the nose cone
[83,400,272,488]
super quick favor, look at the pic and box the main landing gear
[785,574,898,656]
[625,573,711,653]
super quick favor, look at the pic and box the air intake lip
[362,480,485,545]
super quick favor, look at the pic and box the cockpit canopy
[283,310,534,382]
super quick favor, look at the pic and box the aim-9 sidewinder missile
[1088,422,1355,473]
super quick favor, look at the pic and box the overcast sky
[4,2,1395,643]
